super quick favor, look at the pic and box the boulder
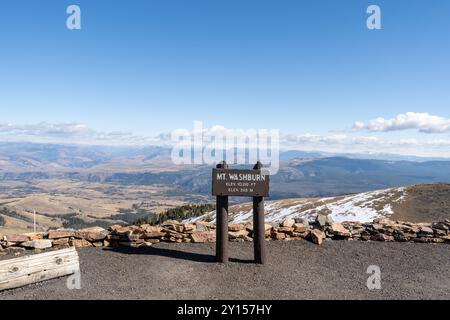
[21,239,53,249]
[52,238,69,246]
[418,226,434,237]
[24,232,44,240]
[329,223,351,237]
[48,230,75,239]
[281,218,295,228]
[293,223,308,233]
[277,227,294,233]
[142,231,166,239]
[190,231,216,243]
[373,218,393,225]
[75,227,108,241]
[228,223,245,231]
[142,225,163,233]
[195,221,214,232]
[183,224,196,232]
[272,232,286,241]
[228,230,249,239]
[316,214,333,228]
[372,233,394,241]
[5,234,30,243]
[295,218,309,226]
[174,225,185,233]
[310,229,326,245]
[69,239,93,248]
[432,222,449,231]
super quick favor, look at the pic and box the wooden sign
[214,161,267,265]
[212,168,270,197]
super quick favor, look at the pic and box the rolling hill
[189,184,450,224]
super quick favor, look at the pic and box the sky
[0,0,449,156]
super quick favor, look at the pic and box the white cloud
[1,121,450,158]
[0,122,161,146]
[354,112,450,133]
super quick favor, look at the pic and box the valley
[1,142,450,235]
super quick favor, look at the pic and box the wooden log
[0,247,79,291]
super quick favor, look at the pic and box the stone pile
[1,216,449,256]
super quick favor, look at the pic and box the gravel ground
[1,240,449,300]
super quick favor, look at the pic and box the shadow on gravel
[103,246,255,264]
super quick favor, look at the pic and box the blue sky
[0,1,449,156]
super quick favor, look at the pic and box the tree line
[132,203,215,226]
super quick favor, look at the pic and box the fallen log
[0,247,79,291]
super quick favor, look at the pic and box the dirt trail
[1,240,449,300]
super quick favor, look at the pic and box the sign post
[252,162,266,264]
[215,161,229,264]
[212,161,270,264]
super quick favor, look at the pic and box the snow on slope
[189,187,407,224]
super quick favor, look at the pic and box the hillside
[191,184,450,224]
[2,142,450,235]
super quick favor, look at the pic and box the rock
[92,241,103,247]
[119,242,141,248]
[195,221,214,232]
[293,223,308,233]
[48,230,75,239]
[174,225,185,233]
[21,239,53,249]
[112,226,140,235]
[183,224,196,232]
[24,232,44,240]
[228,230,249,239]
[190,231,216,243]
[277,227,294,234]
[109,224,125,232]
[393,230,415,242]
[316,214,333,228]
[372,233,394,241]
[418,226,434,237]
[124,234,142,242]
[145,238,160,244]
[228,223,245,232]
[329,223,351,237]
[432,222,449,231]
[310,229,326,245]
[5,234,30,243]
[373,218,392,225]
[52,238,69,246]
[272,232,286,241]
[75,227,108,241]
[142,231,166,239]
[142,225,162,233]
[295,218,309,225]
[161,219,180,226]
[434,229,447,237]
[69,239,93,248]
[281,218,295,228]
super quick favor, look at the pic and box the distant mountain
[1,142,450,199]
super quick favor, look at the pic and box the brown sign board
[212,168,270,197]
